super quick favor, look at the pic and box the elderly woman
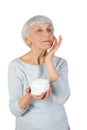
[8,15,70,130]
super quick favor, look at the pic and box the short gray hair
[21,15,54,43]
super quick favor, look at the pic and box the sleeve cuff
[9,100,29,117]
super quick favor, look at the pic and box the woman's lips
[42,40,50,43]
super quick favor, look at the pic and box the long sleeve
[8,61,29,117]
[51,58,70,104]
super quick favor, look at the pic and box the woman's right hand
[25,87,52,100]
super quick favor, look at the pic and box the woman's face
[27,23,54,50]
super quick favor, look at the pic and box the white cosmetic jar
[30,79,50,95]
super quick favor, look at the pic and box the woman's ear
[25,36,32,46]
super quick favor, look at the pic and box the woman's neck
[20,50,47,65]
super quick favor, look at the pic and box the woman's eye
[36,29,42,32]
[47,29,52,32]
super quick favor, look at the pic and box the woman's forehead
[31,23,52,29]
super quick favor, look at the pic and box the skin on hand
[25,87,52,100]
[45,35,62,62]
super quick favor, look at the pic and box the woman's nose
[42,30,50,37]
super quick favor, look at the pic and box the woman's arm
[18,88,51,109]
[8,61,52,116]
[44,35,62,82]
[45,60,60,83]
[8,61,31,117]
[45,36,70,104]
[46,58,70,104]
[18,93,32,110]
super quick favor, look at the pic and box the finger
[29,92,45,100]
[40,92,46,99]
[58,35,62,45]
[48,40,58,53]
[53,35,62,50]
[53,35,62,44]
[54,37,57,43]
[49,42,60,54]
[59,35,62,39]
[51,35,62,51]
[43,90,50,100]
[49,87,52,95]
[53,36,57,45]
[29,93,37,99]
[43,93,49,100]
[36,92,46,100]
[25,88,31,94]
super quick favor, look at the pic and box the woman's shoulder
[8,57,21,70]
[53,55,68,71]
[53,55,68,65]
[9,57,19,65]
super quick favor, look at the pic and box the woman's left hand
[45,35,62,63]
[42,87,52,100]
[26,87,52,100]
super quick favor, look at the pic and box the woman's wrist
[45,58,53,64]
[18,94,32,109]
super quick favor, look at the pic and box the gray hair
[21,15,54,43]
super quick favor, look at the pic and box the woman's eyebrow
[34,25,42,28]
[34,25,52,29]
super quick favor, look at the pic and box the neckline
[17,57,46,67]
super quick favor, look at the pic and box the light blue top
[8,56,70,130]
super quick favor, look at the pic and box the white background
[0,0,87,130]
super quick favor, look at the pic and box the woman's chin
[42,46,52,50]
[42,44,52,49]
